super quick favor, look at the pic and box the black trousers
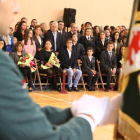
[101,68,120,89]
[18,66,33,88]
[82,70,100,88]
[39,66,62,88]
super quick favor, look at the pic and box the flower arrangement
[17,54,36,72]
[41,52,60,69]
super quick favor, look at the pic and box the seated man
[100,41,120,92]
[81,47,100,91]
[72,33,85,64]
[60,38,82,92]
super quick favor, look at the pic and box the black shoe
[73,87,79,92]
[114,86,118,91]
[92,88,96,91]
[87,87,93,91]
[28,89,32,92]
[67,87,73,91]
[105,88,109,92]
[55,86,61,91]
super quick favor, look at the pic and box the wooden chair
[96,60,117,89]
[77,60,99,91]
[34,58,62,91]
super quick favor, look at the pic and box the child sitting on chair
[81,47,100,91]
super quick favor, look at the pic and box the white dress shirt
[86,36,91,40]
[67,48,72,59]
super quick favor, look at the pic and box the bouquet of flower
[41,52,60,69]
[17,54,36,72]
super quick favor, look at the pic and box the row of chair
[33,58,117,91]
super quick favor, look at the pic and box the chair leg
[100,74,105,89]
[34,71,37,84]
[59,76,62,89]
[37,70,42,91]
[96,81,99,90]
[81,76,86,91]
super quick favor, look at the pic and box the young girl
[22,29,36,57]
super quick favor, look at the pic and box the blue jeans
[64,69,82,88]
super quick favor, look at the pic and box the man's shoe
[87,87,93,91]
[114,86,118,91]
[55,86,61,91]
[73,87,79,92]
[67,87,73,91]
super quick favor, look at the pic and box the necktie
[88,37,90,40]
[109,52,112,60]
[53,32,57,51]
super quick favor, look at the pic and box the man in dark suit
[72,33,85,64]
[30,19,37,35]
[60,38,82,91]
[79,28,96,54]
[82,47,99,91]
[100,41,120,92]
[43,21,64,56]
[58,21,67,45]
[105,29,112,42]
[66,23,82,42]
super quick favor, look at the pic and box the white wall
[12,0,134,29]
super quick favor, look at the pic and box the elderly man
[67,23,82,42]
[0,1,122,140]
[43,21,64,56]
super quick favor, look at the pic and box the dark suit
[95,39,108,60]
[59,49,77,69]
[79,36,96,53]
[66,31,82,42]
[30,25,35,35]
[58,30,67,45]
[72,43,85,60]
[33,35,43,59]
[43,30,64,53]
[100,50,120,89]
[82,55,99,87]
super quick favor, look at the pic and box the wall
[12,0,134,30]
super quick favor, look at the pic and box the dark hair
[85,22,92,27]
[10,27,13,31]
[122,35,127,39]
[14,41,24,52]
[87,47,93,52]
[119,45,125,55]
[16,21,26,34]
[0,39,6,51]
[66,38,73,42]
[104,25,109,30]
[99,31,105,39]
[21,17,27,21]
[72,33,78,37]
[112,31,120,43]
[24,29,34,45]
[58,21,64,24]
[35,25,41,30]
[93,26,100,37]
[107,41,114,46]
[110,26,115,31]
[31,19,37,23]
[44,39,52,45]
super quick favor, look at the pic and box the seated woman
[117,45,125,69]
[39,40,62,91]
[81,47,100,91]
[22,29,36,58]
[10,41,33,92]
[0,39,6,52]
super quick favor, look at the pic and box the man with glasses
[60,38,82,91]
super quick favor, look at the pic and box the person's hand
[20,64,25,67]
[77,59,82,64]
[112,68,116,75]
[91,70,96,75]
[55,52,59,56]
[72,69,76,74]
[46,63,53,68]
[71,95,110,127]
[38,48,42,51]
[6,52,10,55]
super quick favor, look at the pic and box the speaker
[63,8,76,27]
